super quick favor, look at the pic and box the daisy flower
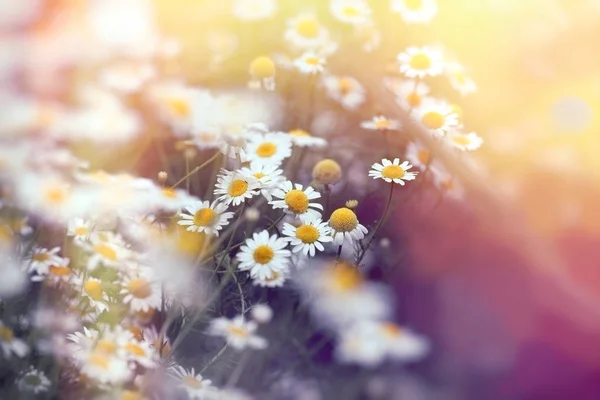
[236,230,291,279]
[328,207,368,245]
[79,349,132,384]
[397,46,444,78]
[214,169,261,206]
[446,131,483,151]
[245,132,292,167]
[208,315,267,350]
[17,368,51,394]
[178,200,234,236]
[322,75,365,110]
[233,0,277,21]
[121,337,157,369]
[445,61,477,96]
[0,321,29,358]
[251,304,273,323]
[26,247,62,275]
[330,0,372,25]
[239,164,285,201]
[431,165,464,200]
[369,158,418,185]
[288,129,327,148]
[249,55,277,91]
[67,217,94,242]
[143,326,171,358]
[270,181,323,222]
[120,269,162,312]
[285,14,329,49]
[391,0,438,24]
[282,218,333,257]
[154,186,201,213]
[405,141,431,171]
[170,365,217,399]
[73,276,110,313]
[414,99,459,137]
[293,51,327,75]
[83,233,129,271]
[31,256,72,284]
[6,216,32,236]
[252,267,289,287]
[360,115,401,131]
[384,77,431,110]
[100,62,155,94]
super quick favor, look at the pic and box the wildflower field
[2,0,600,399]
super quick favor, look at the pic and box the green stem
[356,183,395,265]
[171,151,220,189]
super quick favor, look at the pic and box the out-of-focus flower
[178,200,234,236]
[288,129,327,148]
[413,99,460,137]
[405,141,431,171]
[245,132,292,167]
[120,268,163,312]
[282,218,333,257]
[169,365,217,399]
[99,62,155,94]
[445,61,478,96]
[237,230,291,279]
[67,218,95,243]
[208,315,267,350]
[360,115,402,131]
[0,321,29,358]
[391,0,438,24]
[384,77,431,110]
[431,164,464,200]
[17,368,51,394]
[369,158,418,185]
[397,46,444,78]
[312,159,342,186]
[327,207,368,245]
[322,75,366,110]
[331,0,372,25]
[26,246,62,276]
[285,14,330,49]
[294,51,327,75]
[249,56,277,91]
[251,304,273,323]
[446,131,484,151]
[214,169,261,206]
[270,181,323,222]
[233,0,277,21]
[252,267,289,287]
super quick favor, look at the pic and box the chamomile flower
[446,61,477,96]
[328,207,368,245]
[391,0,438,24]
[414,99,459,137]
[282,219,333,257]
[208,315,267,350]
[252,267,289,287]
[31,256,72,284]
[178,200,234,236]
[236,230,291,279]
[214,169,261,206]
[446,131,483,151]
[84,233,129,271]
[79,349,132,384]
[73,276,110,312]
[360,115,401,131]
[245,132,292,167]
[17,368,51,394]
[384,77,431,110]
[251,304,273,323]
[369,158,418,185]
[239,164,285,201]
[0,321,29,358]
[169,366,217,400]
[288,129,327,148]
[121,337,157,369]
[67,217,94,243]
[249,55,277,91]
[293,51,327,75]
[405,141,431,171]
[120,269,162,312]
[285,14,329,49]
[431,165,464,200]
[330,0,372,25]
[322,75,366,110]
[143,326,171,358]
[270,181,323,222]
[233,0,277,21]
[397,46,444,78]
[27,246,62,275]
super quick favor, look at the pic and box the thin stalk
[171,152,220,189]
[356,183,395,265]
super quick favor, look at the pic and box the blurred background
[4,0,600,398]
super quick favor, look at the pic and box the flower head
[328,207,368,245]
[360,115,401,131]
[214,169,261,206]
[282,218,333,256]
[369,158,418,185]
[236,230,291,279]
[270,181,323,222]
[397,46,444,78]
[178,200,234,236]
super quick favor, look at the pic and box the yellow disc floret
[421,111,445,129]
[329,208,358,232]
[312,159,342,185]
[84,280,104,301]
[296,225,320,244]
[409,53,432,70]
[253,245,274,264]
[128,278,152,299]
[256,142,277,158]
[193,208,217,227]
[381,165,405,180]
[229,179,249,197]
[284,190,309,214]
[249,56,276,79]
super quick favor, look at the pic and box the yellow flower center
[253,245,274,264]
[0,326,14,341]
[289,129,310,137]
[284,189,309,214]
[93,243,117,261]
[312,159,342,185]
[49,265,70,276]
[249,56,276,79]
[74,226,89,236]
[125,342,146,356]
[45,185,68,205]
[406,92,421,107]
[228,325,249,337]
[381,165,406,180]
[121,390,144,400]
[296,225,320,244]
[256,142,277,158]
[96,339,118,354]
[265,271,280,281]
[162,188,177,199]
[229,179,249,197]
[341,5,360,17]
[421,111,445,129]
[329,262,362,291]
[329,208,358,232]
[168,98,191,118]
[452,135,472,147]
[128,278,152,299]
[381,322,403,337]
[183,376,204,389]
[304,56,321,66]
[32,252,50,262]
[193,208,217,227]
[23,374,41,386]
[338,78,354,95]
[374,119,391,129]
[417,149,430,165]
[296,18,320,38]
[89,352,110,369]
[253,172,266,179]
[84,280,104,301]
[405,0,423,10]
[409,53,432,70]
